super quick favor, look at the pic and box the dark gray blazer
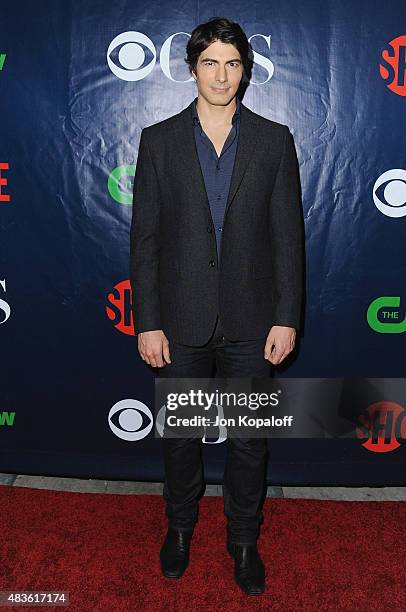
[130,98,304,346]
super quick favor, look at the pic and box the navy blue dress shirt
[192,96,240,261]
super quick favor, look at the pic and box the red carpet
[0,486,405,611]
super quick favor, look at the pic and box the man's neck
[195,94,237,129]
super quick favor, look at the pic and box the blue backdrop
[1,1,405,484]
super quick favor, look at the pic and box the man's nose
[215,65,227,82]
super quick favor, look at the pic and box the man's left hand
[264,325,297,365]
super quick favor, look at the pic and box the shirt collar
[192,95,241,126]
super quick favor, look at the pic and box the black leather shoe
[160,527,194,578]
[227,540,265,595]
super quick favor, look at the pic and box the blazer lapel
[175,98,259,224]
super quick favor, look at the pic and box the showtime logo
[0,163,10,202]
[106,279,135,335]
[380,34,406,96]
[356,401,406,452]
[107,31,274,83]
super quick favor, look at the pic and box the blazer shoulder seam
[142,112,179,136]
[245,106,290,132]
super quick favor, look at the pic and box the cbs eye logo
[373,169,406,218]
[107,30,275,84]
[108,399,153,441]
[107,31,156,81]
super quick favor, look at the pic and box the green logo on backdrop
[108,165,135,205]
[0,411,15,426]
[367,296,406,333]
[0,54,6,71]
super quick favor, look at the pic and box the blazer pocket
[253,261,273,279]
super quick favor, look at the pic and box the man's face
[192,40,244,106]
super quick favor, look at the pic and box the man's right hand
[137,330,171,368]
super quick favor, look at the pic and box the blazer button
[209,260,216,267]
[207,226,213,233]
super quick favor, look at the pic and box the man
[130,17,304,595]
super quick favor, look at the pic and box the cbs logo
[373,169,406,218]
[107,30,274,83]
[108,399,153,441]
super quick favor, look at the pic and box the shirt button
[219,227,223,232]
[209,260,216,267]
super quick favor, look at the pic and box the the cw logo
[367,296,406,333]
[107,165,135,205]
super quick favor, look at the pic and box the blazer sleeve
[129,128,162,334]
[268,126,304,330]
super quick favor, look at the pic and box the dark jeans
[156,314,272,545]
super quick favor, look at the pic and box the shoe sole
[161,570,186,579]
[160,556,189,579]
[160,561,188,579]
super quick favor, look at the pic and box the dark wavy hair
[184,17,253,87]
